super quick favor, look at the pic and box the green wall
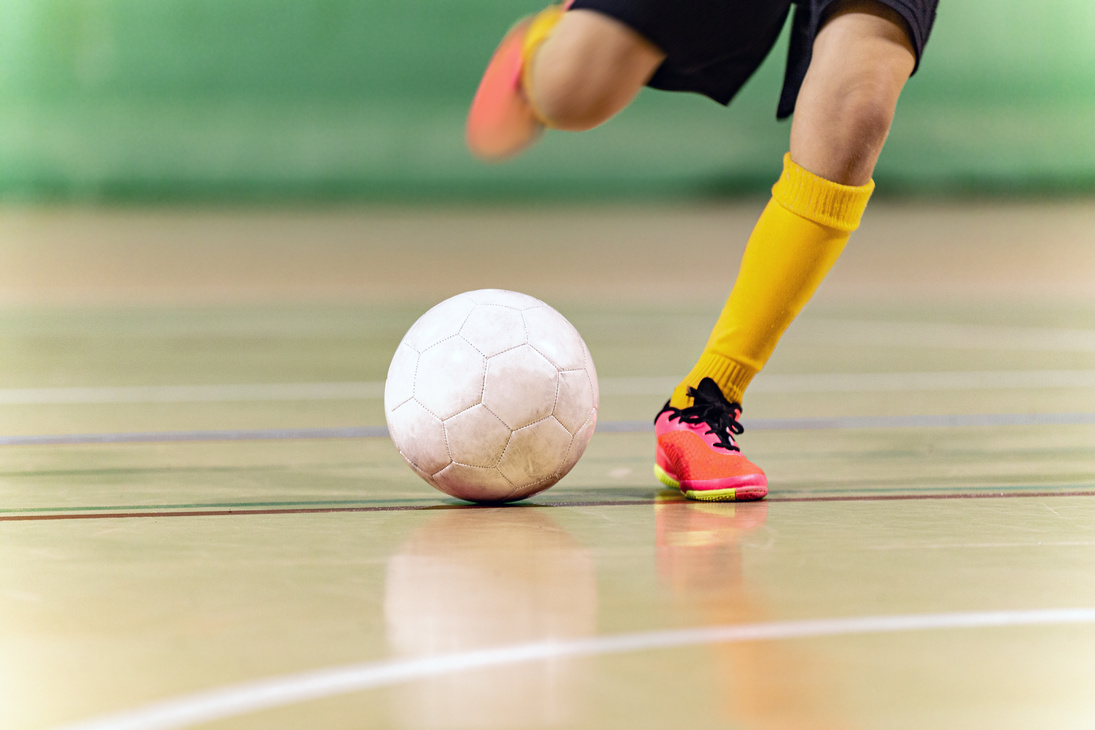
[0,0,1092,201]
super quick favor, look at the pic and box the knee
[791,14,915,184]
[791,72,904,185]
[528,54,615,131]
[525,10,664,132]
[827,76,902,163]
[796,81,905,186]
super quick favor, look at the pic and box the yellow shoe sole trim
[681,488,740,502]
[653,464,680,490]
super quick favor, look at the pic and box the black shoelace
[657,377,744,452]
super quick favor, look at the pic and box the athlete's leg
[467,4,664,159]
[660,0,917,501]
[791,0,917,185]
[526,10,665,131]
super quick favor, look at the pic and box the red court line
[3,492,1095,522]
[0,500,658,522]
[768,490,1095,503]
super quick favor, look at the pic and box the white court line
[11,317,1094,347]
[607,370,1095,395]
[47,609,1095,730]
[801,320,1095,352]
[0,382,385,404]
[869,541,1095,551]
[4,370,1094,404]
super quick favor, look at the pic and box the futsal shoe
[654,378,768,502]
[466,3,567,160]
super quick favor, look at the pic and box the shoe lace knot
[660,378,745,452]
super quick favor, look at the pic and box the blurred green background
[0,0,1092,201]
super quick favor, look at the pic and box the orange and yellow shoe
[465,3,568,160]
[654,378,768,502]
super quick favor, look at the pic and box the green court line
[0,498,429,515]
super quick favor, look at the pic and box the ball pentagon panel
[400,295,476,352]
[444,404,512,468]
[385,399,451,476]
[482,345,560,430]
[459,304,528,357]
[383,343,418,411]
[522,306,589,371]
[466,289,546,310]
[553,369,596,434]
[414,337,487,420]
[497,417,574,494]
[433,463,518,503]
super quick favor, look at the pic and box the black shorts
[567,0,938,119]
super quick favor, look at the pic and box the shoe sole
[466,19,544,160]
[654,464,768,502]
[654,463,681,490]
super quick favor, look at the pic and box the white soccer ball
[384,289,598,503]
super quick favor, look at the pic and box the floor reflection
[384,506,597,728]
[655,490,857,729]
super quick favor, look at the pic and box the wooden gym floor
[2,200,1095,729]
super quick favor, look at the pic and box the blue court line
[4,412,1095,446]
[751,412,1095,430]
[596,412,1095,432]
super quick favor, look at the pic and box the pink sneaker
[466,4,567,160]
[654,378,768,502]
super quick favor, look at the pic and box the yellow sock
[520,4,566,123]
[670,153,875,408]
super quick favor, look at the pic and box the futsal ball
[384,289,598,503]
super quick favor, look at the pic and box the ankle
[671,353,754,409]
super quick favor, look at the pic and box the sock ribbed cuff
[671,351,757,409]
[521,4,566,126]
[772,153,875,233]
